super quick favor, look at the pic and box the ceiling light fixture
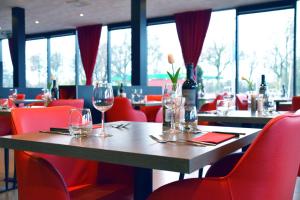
[80,13,84,17]
[35,20,39,24]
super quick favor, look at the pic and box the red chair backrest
[145,95,162,101]
[11,106,98,187]
[155,107,163,123]
[196,114,300,199]
[48,99,84,109]
[200,94,224,112]
[291,96,300,111]
[236,94,248,110]
[106,97,147,122]
[16,93,26,100]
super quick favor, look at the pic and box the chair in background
[199,94,224,112]
[11,106,134,200]
[155,107,163,123]
[48,99,84,109]
[0,99,15,191]
[106,97,147,122]
[291,96,300,111]
[148,113,300,200]
[140,95,162,122]
[236,94,248,110]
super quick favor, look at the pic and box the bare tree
[50,52,62,79]
[29,55,43,86]
[201,42,231,90]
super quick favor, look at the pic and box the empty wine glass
[92,82,114,137]
[163,83,183,133]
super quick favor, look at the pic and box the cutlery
[40,130,70,135]
[194,130,245,137]
[111,123,129,128]
[149,135,206,146]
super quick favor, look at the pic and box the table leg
[134,167,153,200]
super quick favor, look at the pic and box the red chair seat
[48,99,84,109]
[236,94,248,110]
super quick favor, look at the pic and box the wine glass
[163,83,183,133]
[92,82,114,137]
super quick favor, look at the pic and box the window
[147,23,185,87]
[2,39,13,87]
[238,9,294,96]
[110,28,131,86]
[26,39,47,88]
[78,26,108,85]
[297,1,300,95]
[198,10,236,95]
[50,35,76,85]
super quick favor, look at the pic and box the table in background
[0,109,11,116]
[198,110,285,125]
[13,99,45,107]
[0,121,260,200]
[131,101,162,107]
[274,98,292,111]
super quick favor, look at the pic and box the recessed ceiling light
[35,20,39,24]
[80,13,84,17]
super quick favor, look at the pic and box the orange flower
[167,54,175,64]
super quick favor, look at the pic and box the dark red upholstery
[16,93,26,100]
[148,113,300,200]
[236,94,248,110]
[11,106,134,200]
[106,97,147,122]
[140,95,162,122]
[200,94,223,112]
[291,96,300,111]
[155,107,163,123]
[48,99,84,109]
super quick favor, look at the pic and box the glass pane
[50,35,75,85]
[26,39,47,88]
[238,9,294,97]
[78,26,108,85]
[198,10,236,95]
[297,1,300,95]
[110,28,131,86]
[147,23,185,87]
[2,39,13,87]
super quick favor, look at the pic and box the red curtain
[175,10,211,76]
[77,24,102,85]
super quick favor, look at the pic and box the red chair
[0,99,14,191]
[16,93,26,100]
[155,107,163,123]
[148,113,300,200]
[291,96,300,111]
[106,97,147,122]
[11,106,134,200]
[48,99,84,109]
[140,95,162,122]
[200,94,224,112]
[236,94,248,110]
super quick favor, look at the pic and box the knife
[39,130,70,135]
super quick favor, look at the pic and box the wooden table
[198,110,285,125]
[0,122,260,200]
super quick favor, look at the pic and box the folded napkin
[191,132,236,144]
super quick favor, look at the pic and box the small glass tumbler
[69,108,93,137]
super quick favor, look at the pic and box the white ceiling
[0,0,280,35]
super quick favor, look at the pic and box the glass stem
[171,109,175,130]
[101,111,105,133]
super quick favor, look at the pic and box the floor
[0,149,299,200]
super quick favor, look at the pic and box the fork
[149,135,205,146]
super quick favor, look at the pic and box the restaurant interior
[0,0,300,199]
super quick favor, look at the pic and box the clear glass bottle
[182,64,198,131]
